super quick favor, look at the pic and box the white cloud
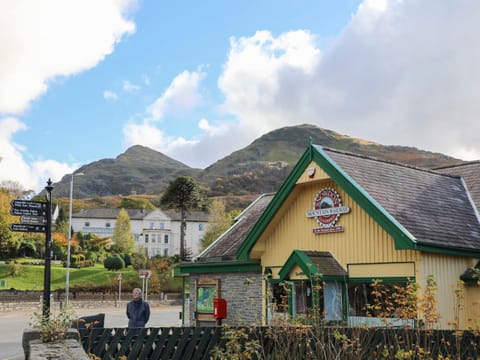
[126,0,480,169]
[147,70,206,121]
[0,0,137,192]
[0,117,76,192]
[0,0,136,115]
[123,80,141,92]
[103,90,119,101]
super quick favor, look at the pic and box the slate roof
[73,208,149,220]
[322,147,480,251]
[433,161,480,211]
[163,210,209,222]
[197,194,274,261]
[73,208,208,222]
[303,251,347,277]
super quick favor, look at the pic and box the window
[199,223,205,231]
[149,222,154,229]
[144,234,149,243]
[159,223,165,230]
[163,248,169,256]
[105,222,111,228]
[348,281,410,317]
[164,235,169,244]
[84,222,90,227]
[152,234,156,243]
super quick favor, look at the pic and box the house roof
[196,193,274,261]
[325,148,480,251]
[163,210,209,222]
[72,208,149,220]
[73,208,208,222]
[278,250,347,281]
[237,144,480,260]
[434,161,480,211]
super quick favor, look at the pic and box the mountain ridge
[50,124,463,202]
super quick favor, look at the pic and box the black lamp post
[43,179,53,319]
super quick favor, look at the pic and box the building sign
[306,188,350,234]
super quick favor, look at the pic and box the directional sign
[10,208,46,217]
[10,224,46,233]
[139,270,152,279]
[20,215,47,225]
[11,200,46,210]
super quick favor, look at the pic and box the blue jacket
[126,298,150,328]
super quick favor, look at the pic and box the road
[0,304,182,360]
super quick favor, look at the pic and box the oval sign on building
[306,187,350,234]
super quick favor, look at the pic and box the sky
[1,0,480,194]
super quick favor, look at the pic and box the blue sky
[1,0,480,194]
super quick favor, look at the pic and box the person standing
[126,288,150,328]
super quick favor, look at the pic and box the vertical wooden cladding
[419,254,474,328]
[258,176,417,271]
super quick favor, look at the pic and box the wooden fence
[79,326,480,360]
[79,327,221,360]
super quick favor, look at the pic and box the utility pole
[43,179,53,319]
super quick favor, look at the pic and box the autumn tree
[0,182,31,258]
[160,176,208,261]
[111,208,135,253]
[200,199,240,251]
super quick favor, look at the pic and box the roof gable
[278,250,346,281]
[197,194,274,261]
[237,144,480,260]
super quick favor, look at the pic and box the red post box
[213,298,227,319]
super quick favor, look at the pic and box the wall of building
[464,284,480,329]
[188,272,263,326]
[72,210,207,257]
[253,178,417,271]
[419,253,476,328]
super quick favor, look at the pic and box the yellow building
[177,144,480,329]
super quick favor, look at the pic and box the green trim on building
[174,260,261,276]
[236,144,480,260]
[279,250,319,281]
[236,148,312,260]
[347,276,414,283]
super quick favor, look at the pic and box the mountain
[50,125,463,203]
[199,124,462,196]
[52,145,201,198]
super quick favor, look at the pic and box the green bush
[131,253,147,270]
[121,253,132,267]
[8,262,24,277]
[104,255,125,271]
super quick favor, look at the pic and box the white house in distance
[71,208,209,257]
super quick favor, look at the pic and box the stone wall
[0,290,182,313]
[23,328,89,360]
[189,272,263,326]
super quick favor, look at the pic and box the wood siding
[418,253,476,328]
[252,174,417,271]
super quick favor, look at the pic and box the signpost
[117,273,122,304]
[10,207,47,217]
[11,200,47,209]
[9,184,53,318]
[20,215,47,225]
[9,224,47,233]
[139,270,152,301]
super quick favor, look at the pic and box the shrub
[121,253,132,267]
[131,253,147,270]
[8,262,24,276]
[29,307,75,343]
[104,255,125,271]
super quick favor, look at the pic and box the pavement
[0,304,182,360]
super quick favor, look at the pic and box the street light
[65,172,84,306]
